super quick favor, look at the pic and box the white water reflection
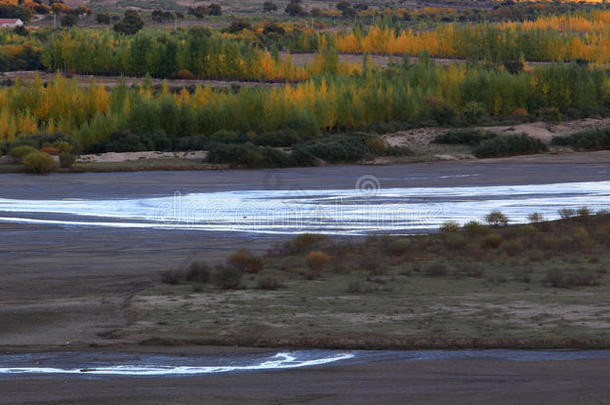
[0,181,608,234]
[0,352,354,376]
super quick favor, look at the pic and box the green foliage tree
[263,1,277,12]
[113,10,144,35]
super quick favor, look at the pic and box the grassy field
[118,212,610,349]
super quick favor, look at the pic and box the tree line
[0,62,607,147]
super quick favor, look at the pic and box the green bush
[550,128,610,151]
[254,129,306,147]
[485,210,509,227]
[290,146,319,166]
[473,134,548,158]
[462,220,488,236]
[186,262,211,283]
[22,151,54,174]
[2,133,81,155]
[207,142,292,168]
[9,145,37,160]
[299,135,369,163]
[87,130,171,153]
[59,152,76,169]
[439,221,460,232]
[209,130,239,142]
[433,130,497,146]
[213,265,243,289]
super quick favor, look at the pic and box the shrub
[257,276,282,290]
[559,208,576,220]
[511,108,528,117]
[439,221,460,232]
[254,129,304,147]
[161,270,183,284]
[213,265,243,289]
[9,145,37,161]
[299,135,369,163]
[207,143,292,168]
[175,69,195,80]
[473,134,548,158]
[59,152,76,169]
[485,211,509,227]
[527,212,544,223]
[290,146,319,166]
[545,268,601,288]
[462,220,488,236]
[387,239,409,256]
[263,1,278,12]
[577,206,591,218]
[96,13,111,24]
[538,106,562,129]
[550,128,610,151]
[482,233,502,248]
[210,130,239,142]
[462,101,488,125]
[434,130,497,146]
[425,97,456,125]
[365,137,387,153]
[305,251,331,272]
[444,233,468,249]
[425,263,448,277]
[22,151,54,174]
[228,249,264,273]
[39,146,59,155]
[3,133,81,155]
[288,234,326,253]
[186,262,211,283]
[504,239,524,256]
[61,14,79,27]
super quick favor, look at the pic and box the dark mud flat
[2,160,609,199]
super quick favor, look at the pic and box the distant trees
[95,13,110,24]
[208,3,221,16]
[285,0,307,16]
[189,5,209,18]
[0,62,607,148]
[151,9,174,23]
[263,1,277,12]
[114,10,144,35]
[61,13,78,27]
[0,3,33,22]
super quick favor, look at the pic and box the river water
[0,180,608,235]
[2,350,610,377]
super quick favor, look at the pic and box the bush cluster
[551,128,610,151]
[433,130,497,146]
[473,134,548,158]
